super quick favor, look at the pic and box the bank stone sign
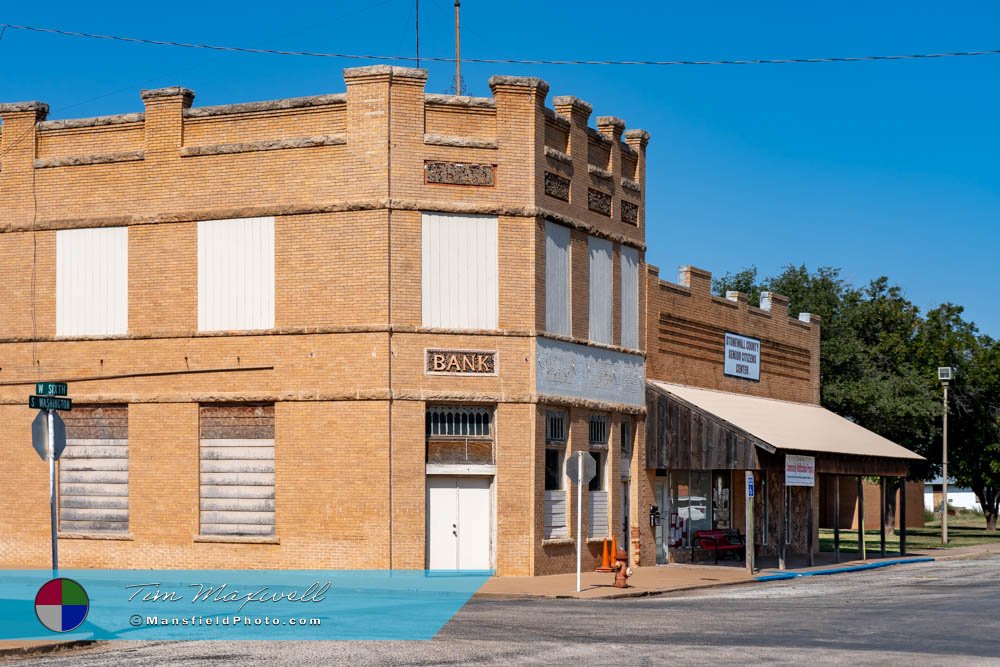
[724,332,761,381]
[426,349,497,375]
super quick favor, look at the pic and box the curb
[474,577,757,601]
[0,640,95,658]
[755,557,935,582]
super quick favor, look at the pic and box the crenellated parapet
[0,69,644,251]
[647,263,822,404]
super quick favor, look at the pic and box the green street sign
[29,396,72,411]
[35,382,68,396]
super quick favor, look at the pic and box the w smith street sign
[28,396,72,411]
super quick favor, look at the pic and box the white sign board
[724,332,761,381]
[785,454,815,487]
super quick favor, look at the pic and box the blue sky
[3,1,998,335]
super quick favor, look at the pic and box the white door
[427,477,492,570]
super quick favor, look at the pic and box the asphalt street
[9,557,1000,665]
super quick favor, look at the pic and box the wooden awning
[646,381,923,474]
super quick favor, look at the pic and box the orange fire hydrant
[612,548,632,588]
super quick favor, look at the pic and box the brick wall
[646,264,821,404]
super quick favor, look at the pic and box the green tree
[916,305,1000,531]
[714,266,940,533]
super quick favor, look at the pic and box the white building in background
[924,477,982,512]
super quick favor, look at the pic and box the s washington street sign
[29,396,72,411]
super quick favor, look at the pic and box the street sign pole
[47,409,58,577]
[577,453,583,593]
[746,471,754,575]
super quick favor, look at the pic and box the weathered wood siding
[645,386,760,471]
[59,406,129,533]
[199,404,275,536]
[588,490,609,538]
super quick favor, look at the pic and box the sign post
[48,409,58,576]
[745,471,755,575]
[566,451,597,593]
[785,454,816,569]
[30,382,71,576]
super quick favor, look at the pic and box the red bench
[693,529,746,564]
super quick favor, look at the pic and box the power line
[2,21,999,67]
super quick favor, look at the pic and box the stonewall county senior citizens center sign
[724,332,761,381]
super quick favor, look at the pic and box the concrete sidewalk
[475,542,1000,600]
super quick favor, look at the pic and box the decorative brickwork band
[544,172,570,202]
[588,188,612,217]
[621,200,639,226]
[424,161,495,186]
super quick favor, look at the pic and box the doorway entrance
[426,476,492,570]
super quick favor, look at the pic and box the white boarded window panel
[589,491,609,539]
[56,227,128,336]
[198,217,275,332]
[421,213,498,330]
[200,405,275,537]
[59,406,129,534]
[544,490,567,538]
[588,236,613,344]
[620,246,639,349]
[544,222,571,336]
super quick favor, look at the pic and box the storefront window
[670,472,690,548]
[688,471,712,537]
[712,471,731,530]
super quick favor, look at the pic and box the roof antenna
[415,0,420,69]
[453,0,464,95]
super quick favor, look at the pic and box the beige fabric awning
[649,381,923,461]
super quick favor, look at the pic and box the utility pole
[453,0,463,95]
[938,367,953,545]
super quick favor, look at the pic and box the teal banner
[0,569,491,640]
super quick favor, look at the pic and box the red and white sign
[785,454,815,487]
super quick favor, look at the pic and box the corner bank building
[0,67,920,576]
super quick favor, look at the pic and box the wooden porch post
[779,483,786,570]
[857,476,866,560]
[807,486,815,567]
[899,476,907,556]
[879,476,887,558]
[833,476,841,563]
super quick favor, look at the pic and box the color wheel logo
[34,578,89,633]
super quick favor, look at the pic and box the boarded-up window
[421,212,498,330]
[544,409,568,538]
[588,236,613,344]
[56,227,128,336]
[59,406,129,534]
[199,404,275,537]
[544,222,571,336]
[198,217,275,332]
[620,246,639,349]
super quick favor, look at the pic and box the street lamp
[938,367,953,545]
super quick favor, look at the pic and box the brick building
[0,65,920,576]
[0,66,649,576]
